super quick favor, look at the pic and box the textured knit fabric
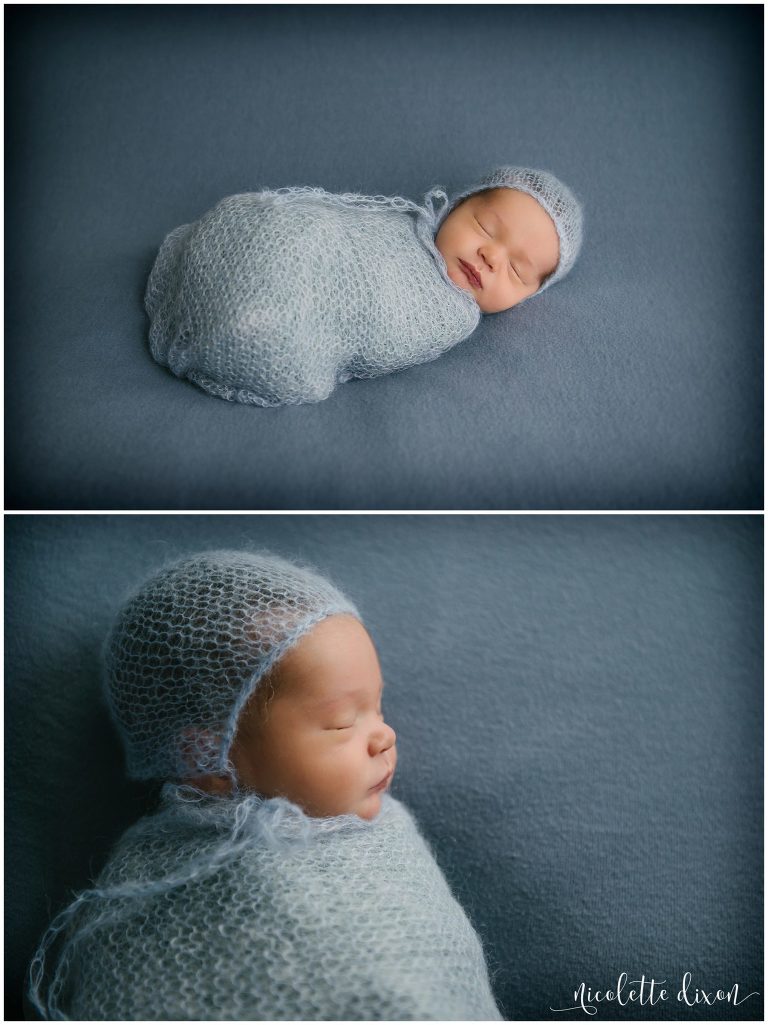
[29,785,502,1021]
[437,166,584,299]
[145,186,482,406]
[102,550,359,782]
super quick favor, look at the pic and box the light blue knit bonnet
[102,550,359,783]
[432,165,584,297]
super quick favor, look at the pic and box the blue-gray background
[6,515,763,1019]
[5,5,763,510]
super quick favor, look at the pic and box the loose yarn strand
[267,182,451,247]
[27,794,271,1020]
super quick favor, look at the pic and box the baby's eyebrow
[310,682,384,710]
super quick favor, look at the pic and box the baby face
[228,615,397,820]
[434,187,560,313]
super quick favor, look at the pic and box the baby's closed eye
[325,705,384,730]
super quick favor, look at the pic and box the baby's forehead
[461,187,504,207]
[473,187,530,214]
[281,666,384,704]
[475,187,505,202]
[303,680,381,708]
[451,188,519,225]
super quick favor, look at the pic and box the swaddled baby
[146,167,583,405]
[28,551,502,1021]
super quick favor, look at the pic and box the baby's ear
[179,729,224,774]
[177,727,233,795]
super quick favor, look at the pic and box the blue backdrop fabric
[6,515,763,1019]
[5,5,763,510]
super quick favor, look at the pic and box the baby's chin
[356,790,386,821]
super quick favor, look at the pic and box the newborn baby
[28,551,502,1021]
[146,166,583,405]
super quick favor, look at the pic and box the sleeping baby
[28,550,502,1020]
[146,166,583,405]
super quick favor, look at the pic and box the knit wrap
[102,550,359,782]
[145,186,482,406]
[29,786,502,1021]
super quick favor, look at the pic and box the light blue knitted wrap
[29,785,502,1020]
[145,186,482,406]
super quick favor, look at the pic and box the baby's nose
[371,720,396,754]
[481,244,501,268]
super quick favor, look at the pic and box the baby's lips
[370,769,393,793]
[459,259,482,288]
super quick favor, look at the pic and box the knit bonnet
[434,166,584,297]
[103,550,359,782]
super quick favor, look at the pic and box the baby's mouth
[459,259,482,288]
[369,769,393,794]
